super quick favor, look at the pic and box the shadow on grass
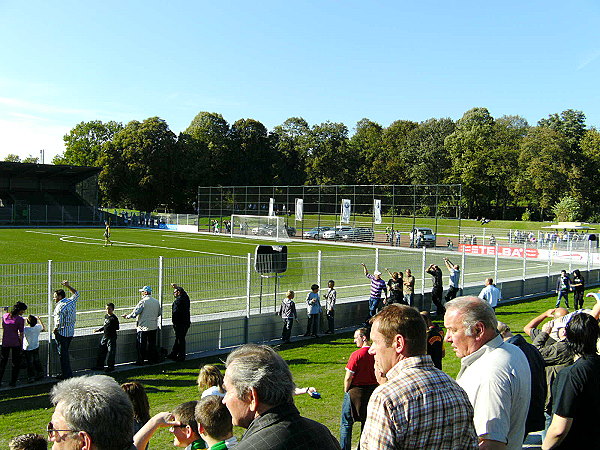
[496,310,540,316]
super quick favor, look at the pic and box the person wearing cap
[123,286,161,365]
[361,264,387,317]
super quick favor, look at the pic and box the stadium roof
[0,161,101,184]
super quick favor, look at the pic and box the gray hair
[50,375,134,450]
[446,296,498,336]
[225,344,295,407]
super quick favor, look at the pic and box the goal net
[230,214,293,242]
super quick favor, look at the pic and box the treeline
[52,108,600,221]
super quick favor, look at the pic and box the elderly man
[444,297,531,450]
[360,304,478,449]
[52,280,79,379]
[339,328,378,450]
[478,278,502,309]
[123,285,161,365]
[48,374,135,449]
[361,263,387,317]
[222,343,340,449]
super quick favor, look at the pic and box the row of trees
[50,108,600,220]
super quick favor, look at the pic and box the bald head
[553,308,568,319]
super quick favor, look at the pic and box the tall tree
[405,117,456,185]
[304,121,353,185]
[230,118,275,186]
[349,118,383,184]
[444,107,497,217]
[512,126,570,220]
[184,112,231,186]
[98,117,177,210]
[579,128,600,217]
[272,117,311,186]
[379,120,418,185]
[538,109,587,200]
[55,120,123,166]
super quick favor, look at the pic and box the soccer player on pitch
[104,221,112,246]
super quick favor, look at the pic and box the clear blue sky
[1,0,599,162]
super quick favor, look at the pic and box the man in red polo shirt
[339,327,378,450]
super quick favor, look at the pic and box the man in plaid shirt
[360,304,477,449]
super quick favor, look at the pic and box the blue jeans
[368,297,380,317]
[556,291,569,308]
[54,332,73,378]
[339,392,354,450]
[403,293,414,306]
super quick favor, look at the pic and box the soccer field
[0,226,564,331]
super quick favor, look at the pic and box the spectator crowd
[3,262,600,450]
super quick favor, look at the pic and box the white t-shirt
[201,385,225,399]
[23,323,43,350]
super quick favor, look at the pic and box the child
[8,433,47,450]
[324,280,337,334]
[23,314,45,382]
[94,303,120,372]
[304,284,321,338]
[278,290,297,343]
[195,395,238,450]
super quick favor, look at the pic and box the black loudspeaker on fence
[255,245,288,274]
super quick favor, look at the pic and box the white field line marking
[25,231,244,258]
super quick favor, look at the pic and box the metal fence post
[158,256,164,350]
[587,240,591,273]
[461,247,466,292]
[47,260,53,376]
[522,240,527,297]
[547,242,552,276]
[245,253,251,343]
[374,248,379,272]
[317,250,322,288]
[421,245,426,297]
[568,239,573,273]
[494,242,499,283]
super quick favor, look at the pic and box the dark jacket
[530,328,574,413]
[506,333,546,434]
[100,314,120,339]
[172,290,191,326]
[237,403,341,450]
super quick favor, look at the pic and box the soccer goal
[230,214,293,242]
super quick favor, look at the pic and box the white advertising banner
[295,198,303,221]
[341,199,351,224]
[268,198,275,217]
[373,199,382,224]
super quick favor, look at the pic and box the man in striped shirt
[52,280,79,379]
[360,304,477,449]
[361,263,387,317]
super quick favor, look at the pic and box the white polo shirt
[457,335,531,450]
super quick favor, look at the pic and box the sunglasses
[47,421,79,439]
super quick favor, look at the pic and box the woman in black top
[571,269,585,309]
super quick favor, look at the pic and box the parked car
[342,227,375,242]
[323,226,353,240]
[285,225,296,237]
[409,227,436,247]
[303,226,332,239]
[251,224,276,236]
